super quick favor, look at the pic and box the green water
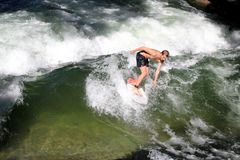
[0,66,151,160]
[0,50,239,159]
[0,0,240,159]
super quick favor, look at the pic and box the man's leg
[136,66,149,86]
[128,66,149,87]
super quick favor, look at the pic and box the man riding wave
[128,46,169,88]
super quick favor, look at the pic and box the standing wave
[0,0,239,159]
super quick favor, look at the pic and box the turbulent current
[0,0,239,159]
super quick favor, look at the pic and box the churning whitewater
[0,0,239,160]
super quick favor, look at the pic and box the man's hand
[152,81,157,88]
[130,49,137,54]
[130,50,135,54]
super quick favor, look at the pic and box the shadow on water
[0,0,148,37]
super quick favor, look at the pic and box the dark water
[0,0,239,159]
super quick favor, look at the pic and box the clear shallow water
[0,0,239,159]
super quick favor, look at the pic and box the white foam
[187,118,212,145]
[0,11,104,76]
[229,30,240,48]
[208,64,236,78]
[86,57,149,123]
[0,79,23,110]
[188,129,210,145]
[190,118,210,132]
[0,0,230,76]
[141,0,229,54]
[148,149,174,160]
[211,148,240,160]
[164,125,188,146]
[103,8,120,15]
[166,93,189,113]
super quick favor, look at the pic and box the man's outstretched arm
[130,46,154,54]
[130,46,160,57]
[130,46,145,54]
[153,62,162,87]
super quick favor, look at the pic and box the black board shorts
[136,52,149,67]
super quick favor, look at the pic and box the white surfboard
[127,84,148,105]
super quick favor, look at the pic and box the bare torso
[140,51,162,63]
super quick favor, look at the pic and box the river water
[0,0,239,159]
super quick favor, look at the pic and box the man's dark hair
[161,50,169,57]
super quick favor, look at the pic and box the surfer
[128,46,169,88]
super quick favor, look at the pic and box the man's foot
[128,78,138,86]
[127,78,134,83]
